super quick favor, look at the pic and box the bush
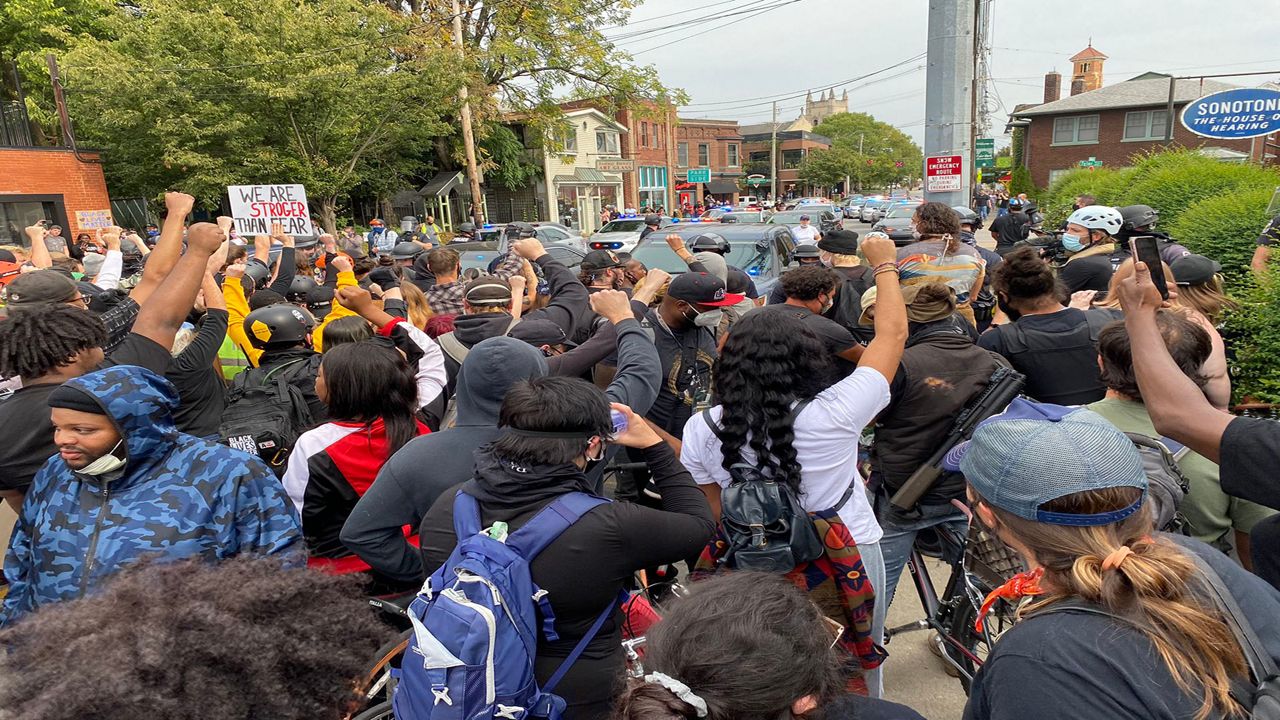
[1040,166,1137,227]
[1119,154,1276,227]
[1224,272,1280,404]
[1168,186,1274,283]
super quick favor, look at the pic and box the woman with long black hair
[680,233,908,698]
[281,339,428,585]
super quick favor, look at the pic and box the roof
[563,107,628,133]
[739,121,786,136]
[552,167,621,185]
[420,171,465,197]
[1070,45,1108,62]
[1011,77,1238,117]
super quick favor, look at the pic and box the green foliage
[797,147,857,189]
[1224,272,1280,404]
[812,112,922,190]
[478,125,538,191]
[1039,166,1137,227]
[1007,166,1038,199]
[1118,149,1277,227]
[61,0,460,230]
[1168,186,1274,282]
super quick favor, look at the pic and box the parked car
[721,210,770,223]
[475,222,583,251]
[859,199,885,222]
[587,216,674,253]
[870,205,921,245]
[454,240,586,275]
[629,223,797,299]
[766,209,839,235]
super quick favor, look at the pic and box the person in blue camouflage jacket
[1,365,303,624]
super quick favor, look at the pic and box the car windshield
[768,212,818,225]
[724,212,763,222]
[630,241,770,275]
[597,220,646,233]
[885,207,917,219]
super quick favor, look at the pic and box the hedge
[1040,166,1136,227]
[1168,186,1274,283]
[1224,274,1280,404]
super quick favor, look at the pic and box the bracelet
[874,267,900,278]
[872,261,897,273]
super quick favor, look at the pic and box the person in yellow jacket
[223,257,361,364]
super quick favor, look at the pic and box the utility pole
[923,0,977,206]
[769,101,779,202]
[451,0,484,227]
[45,54,72,147]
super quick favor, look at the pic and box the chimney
[1043,72,1061,104]
[1070,78,1086,96]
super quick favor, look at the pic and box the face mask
[684,305,723,329]
[818,251,834,268]
[910,223,922,241]
[1061,233,1085,252]
[820,295,834,315]
[78,439,126,476]
[996,294,1022,322]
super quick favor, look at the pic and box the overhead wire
[629,0,807,55]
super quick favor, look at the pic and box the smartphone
[1131,237,1169,300]
[609,409,628,439]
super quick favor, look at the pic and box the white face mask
[691,308,724,329]
[78,439,126,476]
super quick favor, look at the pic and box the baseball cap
[508,318,574,348]
[799,214,811,221]
[858,286,877,325]
[942,398,1148,526]
[1170,254,1222,286]
[3,269,81,306]
[817,229,859,255]
[464,275,513,306]
[0,249,16,263]
[666,272,744,307]
[581,249,626,273]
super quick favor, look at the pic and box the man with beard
[571,249,630,345]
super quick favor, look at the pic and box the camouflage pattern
[1,365,303,625]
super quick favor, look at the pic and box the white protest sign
[228,184,316,237]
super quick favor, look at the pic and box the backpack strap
[506,492,610,559]
[437,331,470,365]
[1184,551,1280,684]
[262,356,311,384]
[702,397,813,440]
[450,490,484,540]
[542,588,630,694]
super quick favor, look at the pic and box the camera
[1014,230,1069,268]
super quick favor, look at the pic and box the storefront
[705,178,740,204]
[0,148,112,247]
[637,166,668,211]
[553,167,622,233]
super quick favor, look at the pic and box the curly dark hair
[613,572,844,720]
[779,265,839,302]
[0,304,107,378]
[913,202,962,252]
[0,557,394,720]
[712,311,835,493]
[991,245,1057,302]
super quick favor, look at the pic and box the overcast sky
[611,0,1280,146]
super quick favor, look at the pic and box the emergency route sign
[925,155,963,193]
[228,184,316,237]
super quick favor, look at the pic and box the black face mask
[996,294,1021,322]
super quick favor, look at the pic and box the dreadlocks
[0,305,107,379]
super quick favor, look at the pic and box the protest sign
[75,209,114,229]
[228,184,316,236]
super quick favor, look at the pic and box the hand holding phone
[1130,237,1168,300]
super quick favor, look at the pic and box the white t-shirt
[681,365,891,545]
[791,224,820,245]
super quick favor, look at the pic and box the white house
[542,108,628,234]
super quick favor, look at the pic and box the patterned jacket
[1,366,303,624]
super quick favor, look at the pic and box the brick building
[1009,47,1265,188]
[740,129,833,199]
[560,99,678,211]
[674,118,744,205]
[0,147,113,246]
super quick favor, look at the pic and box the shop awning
[553,167,622,185]
[706,179,739,194]
[420,171,465,197]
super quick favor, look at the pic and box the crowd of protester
[1,193,1279,720]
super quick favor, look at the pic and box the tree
[61,0,460,232]
[798,147,857,189]
[813,112,923,188]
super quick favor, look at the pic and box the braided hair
[711,311,835,493]
[0,305,107,379]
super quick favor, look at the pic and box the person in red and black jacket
[282,338,428,591]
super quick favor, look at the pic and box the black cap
[508,318,573,347]
[2,270,80,306]
[792,244,821,258]
[0,249,15,263]
[1171,254,1222,286]
[390,241,423,260]
[817,228,859,255]
[294,236,319,249]
[644,213,661,226]
[666,272,744,307]
[504,221,537,239]
[581,249,626,273]
[688,233,728,253]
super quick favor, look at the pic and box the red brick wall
[1023,106,1255,187]
[0,148,112,238]
[676,122,743,174]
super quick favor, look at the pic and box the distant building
[560,99,677,211]
[802,89,849,126]
[741,129,832,199]
[1007,44,1269,187]
[674,118,744,205]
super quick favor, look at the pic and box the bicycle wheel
[942,590,1018,694]
[351,700,395,720]
[354,628,410,709]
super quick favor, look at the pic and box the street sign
[1181,87,1280,140]
[995,156,1012,168]
[1078,157,1104,168]
[894,161,904,168]
[746,177,769,187]
[924,154,963,193]
[596,159,635,173]
[686,168,711,183]
[975,138,995,168]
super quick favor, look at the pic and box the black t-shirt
[759,305,858,376]
[1221,416,1280,510]
[990,212,1029,255]
[167,309,229,439]
[0,333,171,493]
[964,535,1280,720]
[827,694,926,720]
[1059,253,1116,294]
[633,301,716,437]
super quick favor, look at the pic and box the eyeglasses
[819,614,845,650]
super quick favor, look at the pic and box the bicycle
[884,513,1026,693]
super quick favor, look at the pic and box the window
[677,142,689,167]
[1081,62,1091,72]
[654,124,663,148]
[1123,110,1169,141]
[1051,115,1099,145]
[1047,168,1072,185]
[640,121,649,148]
[727,143,740,166]
[595,131,619,154]
[781,149,804,169]
[556,128,577,153]
[697,143,710,166]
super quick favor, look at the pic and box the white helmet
[1066,205,1123,236]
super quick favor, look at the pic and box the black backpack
[830,267,874,333]
[219,357,315,476]
[1126,432,1191,533]
[702,399,843,573]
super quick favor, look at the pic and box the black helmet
[792,244,822,263]
[644,213,661,226]
[951,205,981,228]
[243,260,271,290]
[1119,204,1159,232]
[504,221,537,239]
[287,275,319,302]
[390,241,423,260]
[456,222,477,236]
[243,303,316,350]
[688,233,728,254]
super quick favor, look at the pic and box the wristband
[874,267,900,278]
[872,262,898,273]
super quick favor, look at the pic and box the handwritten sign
[228,184,316,236]
[75,209,114,229]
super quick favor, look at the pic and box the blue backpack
[393,490,620,720]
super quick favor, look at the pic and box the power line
[679,52,927,108]
[629,0,806,55]
[598,0,745,31]
[608,0,780,43]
